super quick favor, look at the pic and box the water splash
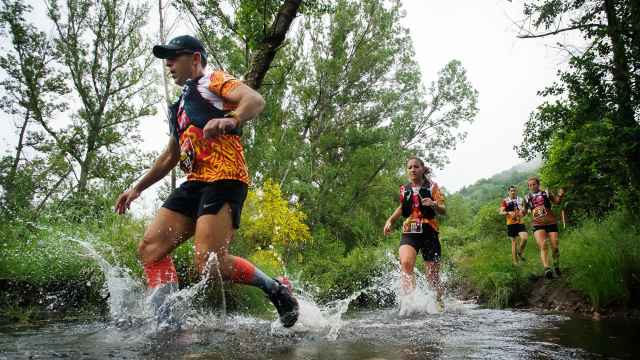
[157,252,227,330]
[73,237,463,341]
[73,238,147,321]
[270,251,460,340]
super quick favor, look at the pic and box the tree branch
[245,0,302,90]
[518,23,605,38]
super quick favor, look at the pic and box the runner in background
[500,185,528,265]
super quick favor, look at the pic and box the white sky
[401,0,576,191]
[1,0,577,206]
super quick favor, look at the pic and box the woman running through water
[524,177,565,280]
[384,157,446,309]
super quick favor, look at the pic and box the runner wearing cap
[115,35,299,327]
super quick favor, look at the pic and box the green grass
[449,209,640,310]
[561,210,640,309]
[449,235,539,308]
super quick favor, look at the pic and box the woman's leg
[399,244,417,294]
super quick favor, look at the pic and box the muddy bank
[453,272,640,320]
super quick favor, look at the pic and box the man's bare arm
[134,138,180,193]
[203,83,266,138]
[115,138,179,214]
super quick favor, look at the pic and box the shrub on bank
[561,210,640,309]
[449,236,537,308]
[449,209,640,310]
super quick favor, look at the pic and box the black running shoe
[267,278,299,328]
[554,266,561,277]
[544,268,553,279]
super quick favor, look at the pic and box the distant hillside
[456,159,541,210]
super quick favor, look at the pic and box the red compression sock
[143,256,178,289]
[228,256,257,284]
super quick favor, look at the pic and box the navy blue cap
[153,35,208,62]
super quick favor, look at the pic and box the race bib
[532,206,548,220]
[179,137,195,173]
[402,218,423,234]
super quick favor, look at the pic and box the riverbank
[448,209,640,319]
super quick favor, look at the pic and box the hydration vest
[503,196,523,212]
[400,181,437,220]
[168,75,241,141]
[525,191,552,210]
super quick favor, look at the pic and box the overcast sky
[401,0,575,191]
[0,0,575,203]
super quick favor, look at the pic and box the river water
[1,242,638,359]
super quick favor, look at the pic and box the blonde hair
[527,176,540,184]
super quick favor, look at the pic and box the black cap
[153,35,208,62]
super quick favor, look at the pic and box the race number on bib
[402,218,423,234]
[532,206,548,220]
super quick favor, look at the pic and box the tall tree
[252,0,477,248]
[176,0,477,249]
[517,0,640,207]
[45,0,159,196]
[0,0,69,213]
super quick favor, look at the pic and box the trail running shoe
[554,266,562,277]
[544,268,554,280]
[268,277,299,328]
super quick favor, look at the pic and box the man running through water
[524,177,565,280]
[500,186,528,265]
[384,157,446,310]
[114,35,298,327]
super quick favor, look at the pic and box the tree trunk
[603,0,640,201]
[6,111,29,194]
[244,0,302,90]
[628,0,640,97]
[159,0,176,190]
[77,128,98,194]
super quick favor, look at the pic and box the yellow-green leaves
[240,179,311,250]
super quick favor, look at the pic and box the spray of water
[75,237,464,340]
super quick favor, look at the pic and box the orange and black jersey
[501,196,524,225]
[168,70,249,184]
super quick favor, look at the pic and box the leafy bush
[562,210,640,308]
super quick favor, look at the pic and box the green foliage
[450,238,535,308]
[561,210,640,308]
[0,0,69,214]
[292,228,391,302]
[539,118,622,218]
[518,0,640,209]
[471,201,504,238]
[458,163,539,212]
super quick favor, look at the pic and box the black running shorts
[399,226,441,262]
[507,223,526,238]
[532,223,559,234]
[162,180,248,228]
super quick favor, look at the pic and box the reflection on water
[1,243,639,359]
